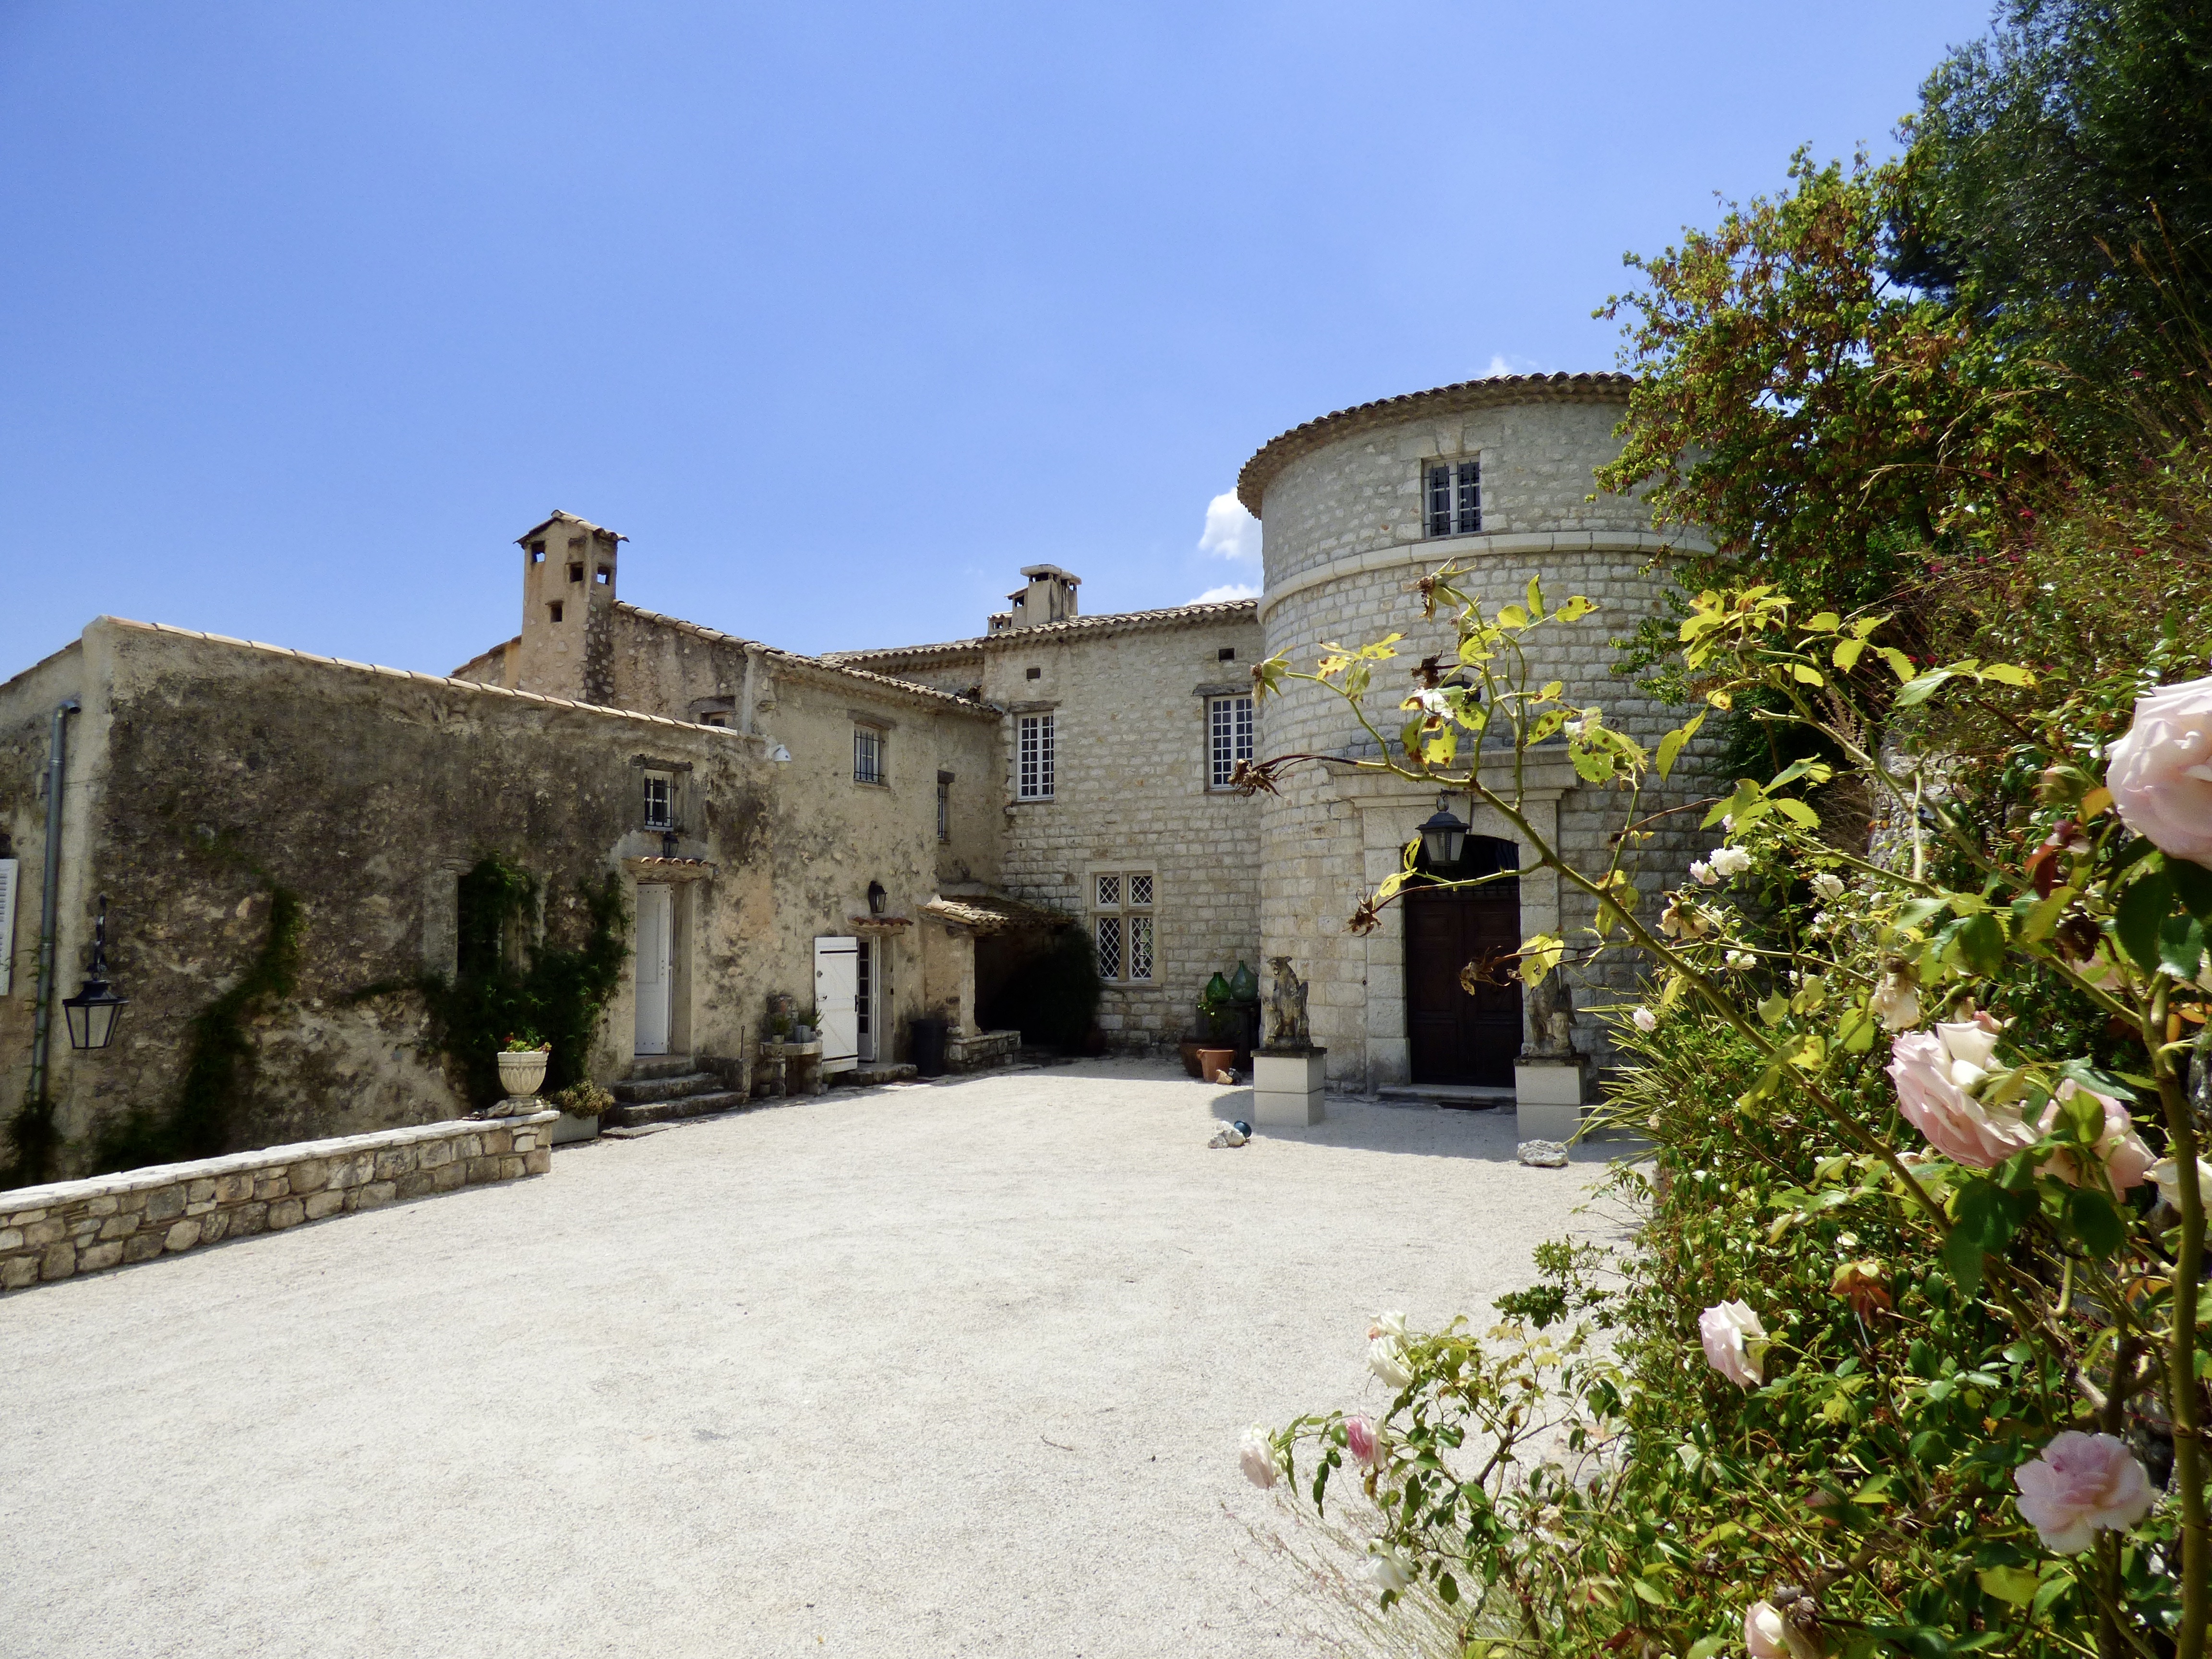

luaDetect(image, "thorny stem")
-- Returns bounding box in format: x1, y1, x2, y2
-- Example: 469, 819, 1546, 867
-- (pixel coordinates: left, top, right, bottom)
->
2147, 972, 2207, 1659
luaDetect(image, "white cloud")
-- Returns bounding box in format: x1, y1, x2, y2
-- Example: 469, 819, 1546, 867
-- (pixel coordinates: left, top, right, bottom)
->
1191, 582, 1260, 603
1484, 352, 1544, 378
1198, 491, 1260, 564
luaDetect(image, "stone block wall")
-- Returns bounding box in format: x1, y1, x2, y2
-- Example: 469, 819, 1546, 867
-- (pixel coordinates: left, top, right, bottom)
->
1250, 393, 1722, 1091
0, 1112, 556, 1292
984, 613, 1265, 1053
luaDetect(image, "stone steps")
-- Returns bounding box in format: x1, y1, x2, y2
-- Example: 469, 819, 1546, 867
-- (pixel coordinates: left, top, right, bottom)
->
1375, 1083, 1512, 1110
834, 1063, 917, 1087
626, 1054, 699, 1082
608, 1070, 724, 1105
600, 1089, 754, 1129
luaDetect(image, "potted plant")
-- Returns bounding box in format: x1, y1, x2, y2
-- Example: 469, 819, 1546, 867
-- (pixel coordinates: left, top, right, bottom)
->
549, 1080, 611, 1145
496, 1032, 552, 1102
1182, 973, 1235, 1078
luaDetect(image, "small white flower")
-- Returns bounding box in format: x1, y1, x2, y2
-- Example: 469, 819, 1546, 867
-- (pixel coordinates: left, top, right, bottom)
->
1811, 872, 1847, 900
1724, 950, 1756, 972
1870, 974, 1921, 1032
1689, 859, 1718, 886
1238, 1426, 1278, 1489
1709, 846, 1753, 878
1632, 1007, 1659, 1033
1370, 1310, 1407, 1340
1367, 1543, 1416, 1593
1413, 688, 1452, 719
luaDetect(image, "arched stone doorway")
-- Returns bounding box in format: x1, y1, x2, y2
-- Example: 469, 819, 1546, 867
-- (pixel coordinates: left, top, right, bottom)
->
1404, 835, 1522, 1087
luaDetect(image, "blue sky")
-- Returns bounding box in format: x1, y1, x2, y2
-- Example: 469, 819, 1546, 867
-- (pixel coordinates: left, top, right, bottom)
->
1, 0, 1996, 675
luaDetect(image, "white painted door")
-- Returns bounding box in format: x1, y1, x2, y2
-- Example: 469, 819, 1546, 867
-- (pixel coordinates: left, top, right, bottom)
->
814, 936, 858, 1072
635, 884, 673, 1056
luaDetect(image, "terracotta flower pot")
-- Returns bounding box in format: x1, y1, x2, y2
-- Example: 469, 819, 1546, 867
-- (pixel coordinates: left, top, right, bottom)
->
497, 1050, 549, 1099
1196, 1047, 1236, 1083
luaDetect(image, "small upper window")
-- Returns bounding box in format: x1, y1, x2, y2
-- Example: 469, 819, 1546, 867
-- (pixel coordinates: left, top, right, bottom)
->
548, 601, 564, 624
643, 772, 674, 829
1217, 647, 1236, 661
1426, 458, 1481, 538
1025, 666, 1041, 681
595, 566, 612, 585
568, 562, 585, 583
529, 541, 546, 562
700, 712, 728, 728
936, 773, 952, 842
854, 725, 886, 786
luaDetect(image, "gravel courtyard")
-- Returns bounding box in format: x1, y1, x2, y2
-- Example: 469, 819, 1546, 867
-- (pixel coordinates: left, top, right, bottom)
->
0, 1060, 1631, 1659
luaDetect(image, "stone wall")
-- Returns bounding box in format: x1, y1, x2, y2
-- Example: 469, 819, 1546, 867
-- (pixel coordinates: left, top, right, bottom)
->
0, 1110, 555, 1291
1250, 389, 1721, 1090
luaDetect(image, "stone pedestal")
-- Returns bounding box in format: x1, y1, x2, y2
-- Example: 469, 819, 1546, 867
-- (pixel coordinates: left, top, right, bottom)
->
1253, 1048, 1327, 1127
1514, 1057, 1586, 1144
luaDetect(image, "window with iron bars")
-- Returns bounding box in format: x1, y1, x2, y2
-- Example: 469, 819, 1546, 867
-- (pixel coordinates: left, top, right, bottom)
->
1425, 458, 1481, 538
643, 773, 675, 830
853, 724, 886, 786
1093, 870, 1154, 984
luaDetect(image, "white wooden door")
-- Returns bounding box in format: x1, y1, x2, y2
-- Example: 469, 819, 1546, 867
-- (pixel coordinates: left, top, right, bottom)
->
634, 884, 673, 1056
814, 936, 858, 1072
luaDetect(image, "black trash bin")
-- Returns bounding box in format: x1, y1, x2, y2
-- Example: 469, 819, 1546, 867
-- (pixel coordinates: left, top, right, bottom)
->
910, 1016, 948, 1078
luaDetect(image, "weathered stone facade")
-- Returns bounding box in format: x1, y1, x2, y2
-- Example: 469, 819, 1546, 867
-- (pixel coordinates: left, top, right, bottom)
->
830, 585, 1263, 1054
1235, 374, 1720, 1094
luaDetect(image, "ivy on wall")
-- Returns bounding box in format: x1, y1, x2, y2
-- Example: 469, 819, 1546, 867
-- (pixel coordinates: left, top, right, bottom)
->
355, 854, 628, 1110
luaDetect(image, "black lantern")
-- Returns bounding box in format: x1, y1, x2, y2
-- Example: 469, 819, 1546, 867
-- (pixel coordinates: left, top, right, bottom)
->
62, 894, 128, 1052
1417, 795, 1469, 868
866, 879, 887, 916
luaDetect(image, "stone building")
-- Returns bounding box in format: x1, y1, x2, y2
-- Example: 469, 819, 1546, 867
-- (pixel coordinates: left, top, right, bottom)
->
0, 373, 1712, 1186
1234, 372, 1714, 1114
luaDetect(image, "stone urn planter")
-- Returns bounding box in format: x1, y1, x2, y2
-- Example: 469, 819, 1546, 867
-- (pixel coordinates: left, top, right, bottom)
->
497, 1049, 550, 1101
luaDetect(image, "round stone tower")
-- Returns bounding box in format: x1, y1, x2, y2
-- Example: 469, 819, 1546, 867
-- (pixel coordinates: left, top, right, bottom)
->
1237, 372, 1715, 1118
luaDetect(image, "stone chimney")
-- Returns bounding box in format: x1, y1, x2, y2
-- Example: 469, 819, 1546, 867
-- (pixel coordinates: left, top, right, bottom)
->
512, 511, 625, 704
990, 565, 1080, 634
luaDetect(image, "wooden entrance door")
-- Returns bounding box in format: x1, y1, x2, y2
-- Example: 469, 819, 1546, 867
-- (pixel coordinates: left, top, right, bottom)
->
634, 884, 673, 1056
1405, 862, 1522, 1087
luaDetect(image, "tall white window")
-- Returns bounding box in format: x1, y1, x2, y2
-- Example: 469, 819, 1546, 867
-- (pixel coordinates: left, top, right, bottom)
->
643, 772, 674, 829
853, 724, 886, 786
1425, 458, 1481, 538
1093, 870, 1154, 983
1018, 712, 1055, 800
1208, 694, 1254, 789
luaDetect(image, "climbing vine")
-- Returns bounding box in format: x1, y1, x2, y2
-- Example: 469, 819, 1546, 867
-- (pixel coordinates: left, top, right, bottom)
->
354, 854, 627, 1109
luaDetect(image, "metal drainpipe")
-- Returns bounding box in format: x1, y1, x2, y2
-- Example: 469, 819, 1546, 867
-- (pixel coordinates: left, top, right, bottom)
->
26, 698, 81, 1112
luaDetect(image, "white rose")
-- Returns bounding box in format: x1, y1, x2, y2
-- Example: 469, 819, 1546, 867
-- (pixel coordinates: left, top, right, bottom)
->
2151, 1156, 2212, 1214
1370, 1310, 1407, 1340
1368, 1337, 1414, 1389
1697, 1299, 1768, 1388
1238, 1426, 1278, 1489
1725, 950, 1756, 971
2107, 673, 2212, 866
1413, 688, 1452, 720
1689, 858, 1718, 886
1869, 974, 1922, 1032
1367, 1544, 1416, 1593
1710, 846, 1754, 878
1811, 872, 1847, 900
1632, 1007, 1659, 1033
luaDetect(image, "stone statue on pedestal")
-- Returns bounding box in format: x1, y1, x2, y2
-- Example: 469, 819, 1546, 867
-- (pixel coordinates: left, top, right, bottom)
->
1264, 955, 1312, 1051
1520, 969, 1577, 1059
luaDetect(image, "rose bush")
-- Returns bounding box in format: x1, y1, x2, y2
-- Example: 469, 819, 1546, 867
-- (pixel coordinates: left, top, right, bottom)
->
1234, 568, 2210, 1659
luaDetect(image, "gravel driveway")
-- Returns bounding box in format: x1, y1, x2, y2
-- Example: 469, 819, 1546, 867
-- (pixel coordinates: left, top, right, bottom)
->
0, 1059, 1629, 1658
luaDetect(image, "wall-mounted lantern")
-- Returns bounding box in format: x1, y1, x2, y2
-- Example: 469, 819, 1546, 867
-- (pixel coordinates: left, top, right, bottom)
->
866, 880, 887, 916
1417, 795, 1469, 868
62, 894, 128, 1052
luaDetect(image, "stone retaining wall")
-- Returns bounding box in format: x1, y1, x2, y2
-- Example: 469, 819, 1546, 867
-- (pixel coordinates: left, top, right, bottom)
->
0, 1111, 558, 1292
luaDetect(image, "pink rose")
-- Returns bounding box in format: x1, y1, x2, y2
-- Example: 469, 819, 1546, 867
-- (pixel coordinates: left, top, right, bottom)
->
1744, 1601, 1790, 1659
2107, 673, 2212, 867
1698, 1299, 1767, 1388
1345, 1415, 1378, 1466
2036, 1080, 2156, 1193
2014, 1431, 2156, 1553
1887, 1013, 2039, 1168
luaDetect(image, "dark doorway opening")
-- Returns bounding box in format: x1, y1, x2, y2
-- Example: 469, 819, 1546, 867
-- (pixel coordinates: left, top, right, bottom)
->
1405, 835, 1522, 1087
